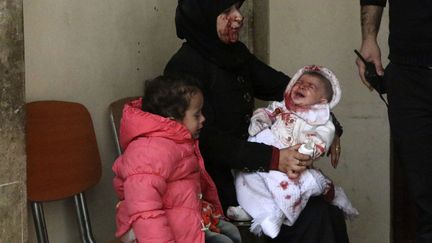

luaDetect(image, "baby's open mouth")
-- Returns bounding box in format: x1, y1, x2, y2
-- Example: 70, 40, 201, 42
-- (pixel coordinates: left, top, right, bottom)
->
293, 91, 305, 98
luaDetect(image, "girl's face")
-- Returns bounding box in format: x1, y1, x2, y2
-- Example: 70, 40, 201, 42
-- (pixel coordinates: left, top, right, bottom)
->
216, 3, 243, 44
181, 92, 205, 139
290, 74, 328, 108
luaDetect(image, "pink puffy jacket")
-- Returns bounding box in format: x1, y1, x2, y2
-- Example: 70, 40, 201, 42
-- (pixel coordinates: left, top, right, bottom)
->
112, 99, 223, 243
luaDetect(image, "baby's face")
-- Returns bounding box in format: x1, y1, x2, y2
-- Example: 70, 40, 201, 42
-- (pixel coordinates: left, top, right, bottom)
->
290, 74, 328, 108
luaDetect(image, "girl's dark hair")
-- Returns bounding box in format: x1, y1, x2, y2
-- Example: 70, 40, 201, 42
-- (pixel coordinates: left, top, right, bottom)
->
141, 74, 202, 120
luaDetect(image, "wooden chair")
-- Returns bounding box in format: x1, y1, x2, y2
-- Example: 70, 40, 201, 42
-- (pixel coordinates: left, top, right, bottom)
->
109, 96, 139, 156
26, 101, 102, 243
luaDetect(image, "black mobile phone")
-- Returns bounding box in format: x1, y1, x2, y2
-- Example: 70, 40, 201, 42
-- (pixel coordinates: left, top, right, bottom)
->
354, 49, 386, 94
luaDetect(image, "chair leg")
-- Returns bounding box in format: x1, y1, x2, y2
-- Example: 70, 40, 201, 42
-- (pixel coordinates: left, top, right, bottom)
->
110, 112, 122, 157
31, 201, 49, 243
74, 193, 96, 243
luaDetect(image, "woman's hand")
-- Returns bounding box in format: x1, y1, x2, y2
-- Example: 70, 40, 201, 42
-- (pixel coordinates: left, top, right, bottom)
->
278, 144, 312, 179
327, 135, 341, 168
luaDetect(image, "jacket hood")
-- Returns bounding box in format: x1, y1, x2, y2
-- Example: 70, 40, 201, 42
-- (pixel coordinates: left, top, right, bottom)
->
285, 65, 341, 109
119, 98, 193, 151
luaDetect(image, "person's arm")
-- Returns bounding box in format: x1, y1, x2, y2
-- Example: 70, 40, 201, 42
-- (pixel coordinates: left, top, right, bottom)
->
356, 1, 386, 90
199, 122, 281, 170
200, 115, 312, 177
310, 122, 336, 158
248, 101, 285, 136
248, 107, 273, 136
198, 91, 309, 175
326, 113, 342, 167
249, 55, 289, 101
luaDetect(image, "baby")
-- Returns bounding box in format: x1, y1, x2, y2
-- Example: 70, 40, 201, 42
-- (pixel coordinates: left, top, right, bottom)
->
230, 65, 358, 238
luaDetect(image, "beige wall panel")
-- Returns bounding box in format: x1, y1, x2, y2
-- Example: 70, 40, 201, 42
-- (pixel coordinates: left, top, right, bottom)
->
24, 0, 181, 242
24, 1, 254, 242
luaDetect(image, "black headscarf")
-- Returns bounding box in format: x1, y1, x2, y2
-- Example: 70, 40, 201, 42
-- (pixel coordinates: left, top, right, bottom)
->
175, 0, 253, 70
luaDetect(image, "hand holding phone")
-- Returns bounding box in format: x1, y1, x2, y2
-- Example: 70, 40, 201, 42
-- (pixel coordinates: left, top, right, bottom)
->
354, 49, 386, 94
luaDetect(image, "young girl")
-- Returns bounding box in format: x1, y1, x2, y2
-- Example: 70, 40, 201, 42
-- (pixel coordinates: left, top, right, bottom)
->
112, 75, 241, 243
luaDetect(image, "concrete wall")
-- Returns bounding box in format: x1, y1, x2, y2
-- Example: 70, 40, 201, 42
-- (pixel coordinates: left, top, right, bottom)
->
22, 0, 390, 242
267, 1, 390, 243
0, 0, 26, 242
23, 1, 181, 242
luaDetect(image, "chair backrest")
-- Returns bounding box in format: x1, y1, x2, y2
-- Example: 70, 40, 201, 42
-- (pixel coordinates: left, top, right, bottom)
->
109, 96, 139, 156
26, 100, 101, 201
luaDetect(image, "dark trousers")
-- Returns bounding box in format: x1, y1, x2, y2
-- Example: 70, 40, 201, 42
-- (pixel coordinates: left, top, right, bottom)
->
386, 63, 432, 243
205, 219, 242, 243
268, 196, 349, 243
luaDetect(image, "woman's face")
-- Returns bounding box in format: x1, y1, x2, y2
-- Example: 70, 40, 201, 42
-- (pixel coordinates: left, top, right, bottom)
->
216, 3, 243, 44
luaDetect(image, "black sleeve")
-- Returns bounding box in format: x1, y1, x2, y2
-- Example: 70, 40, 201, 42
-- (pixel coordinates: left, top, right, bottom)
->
197, 59, 275, 171
249, 56, 290, 101
164, 44, 209, 86
199, 125, 273, 171
360, 0, 386, 7
330, 112, 343, 137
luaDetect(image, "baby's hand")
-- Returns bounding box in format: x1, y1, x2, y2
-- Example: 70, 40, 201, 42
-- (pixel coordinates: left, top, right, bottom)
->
248, 109, 272, 136
248, 120, 269, 136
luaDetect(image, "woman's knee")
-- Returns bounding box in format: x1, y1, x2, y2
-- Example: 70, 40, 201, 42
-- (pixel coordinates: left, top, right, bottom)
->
205, 229, 235, 243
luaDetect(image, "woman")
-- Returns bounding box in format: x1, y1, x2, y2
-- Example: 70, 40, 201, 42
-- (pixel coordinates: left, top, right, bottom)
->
164, 0, 348, 242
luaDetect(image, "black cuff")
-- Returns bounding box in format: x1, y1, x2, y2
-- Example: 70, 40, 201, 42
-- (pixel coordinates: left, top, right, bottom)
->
360, 0, 386, 7
331, 112, 343, 137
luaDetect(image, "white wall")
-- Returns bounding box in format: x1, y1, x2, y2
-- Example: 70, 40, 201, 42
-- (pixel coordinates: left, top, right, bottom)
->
24, 1, 181, 242
268, 1, 390, 243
